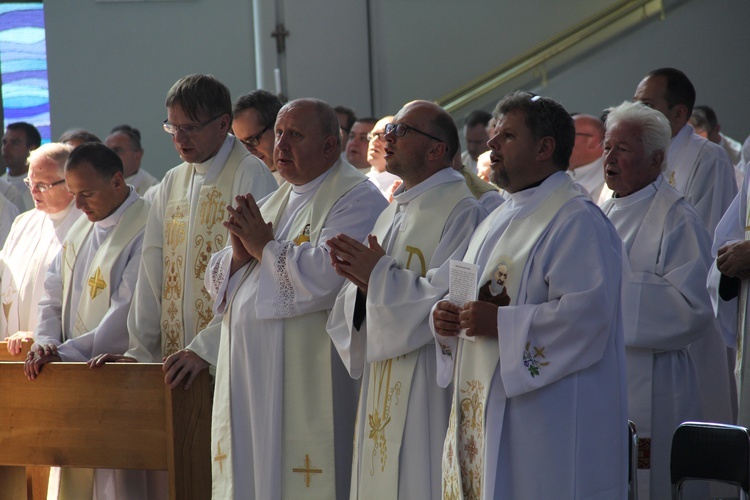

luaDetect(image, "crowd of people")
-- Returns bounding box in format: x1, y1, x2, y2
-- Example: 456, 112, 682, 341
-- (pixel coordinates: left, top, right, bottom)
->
1, 66, 749, 499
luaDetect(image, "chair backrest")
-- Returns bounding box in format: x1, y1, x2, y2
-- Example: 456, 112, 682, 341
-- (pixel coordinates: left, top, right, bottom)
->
628, 420, 638, 500
670, 421, 750, 498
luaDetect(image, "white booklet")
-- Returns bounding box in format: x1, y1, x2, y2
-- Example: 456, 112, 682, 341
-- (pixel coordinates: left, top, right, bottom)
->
448, 259, 479, 341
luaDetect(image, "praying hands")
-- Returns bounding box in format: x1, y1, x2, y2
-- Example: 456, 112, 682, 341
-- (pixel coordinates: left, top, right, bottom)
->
327, 233, 385, 294
224, 193, 274, 273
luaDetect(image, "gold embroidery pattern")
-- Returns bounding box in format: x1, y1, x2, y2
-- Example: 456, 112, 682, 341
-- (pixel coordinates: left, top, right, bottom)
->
367, 359, 402, 475
195, 287, 214, 334
87, 267, 107, 299
292, 454, 323, 488
194, 233, 224, 280
199, 187, 226, 235
404, 245, 427, 276
165, 206, 186, 251
667, 171, 676, 187
162, 317, 183, 357
214, 440, 227, 475
163, 256, 183, 300
443, 404, 462, 500
457, 380, 485, 499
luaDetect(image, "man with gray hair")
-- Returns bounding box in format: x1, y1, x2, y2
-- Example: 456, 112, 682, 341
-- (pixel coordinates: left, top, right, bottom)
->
601, 101, 719, 499
204, 98, 387, 498
1, 143, 77, 354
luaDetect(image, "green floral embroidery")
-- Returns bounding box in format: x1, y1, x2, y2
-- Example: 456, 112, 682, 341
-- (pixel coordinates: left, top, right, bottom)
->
523, 341, 550, 377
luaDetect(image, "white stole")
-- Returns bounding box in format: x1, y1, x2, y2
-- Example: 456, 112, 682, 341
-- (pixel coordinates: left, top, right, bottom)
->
442, 179, 581, 499
161, 143, 246, 356
355, 178, 473, 498
211, 162, 366, 499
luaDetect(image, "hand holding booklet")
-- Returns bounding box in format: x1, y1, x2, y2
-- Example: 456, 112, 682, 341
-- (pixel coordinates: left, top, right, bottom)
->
448, 259, 479, 341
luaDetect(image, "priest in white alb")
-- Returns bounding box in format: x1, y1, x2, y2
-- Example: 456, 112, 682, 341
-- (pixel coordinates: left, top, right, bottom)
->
431, 92, 628, 499
24, 143, 153, 499
206, 98, 387, 499
89, 74, 277, 381
1, 143, 81, 354
326, 100, 487, 499
600, 101, 717, 499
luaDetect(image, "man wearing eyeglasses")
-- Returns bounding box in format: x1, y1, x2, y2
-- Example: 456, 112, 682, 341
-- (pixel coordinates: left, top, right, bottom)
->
1, 143, 80, 355
232, 89, 284, 185
89, 75, 277, 374
431, 92, 627, 498
326, 100, 487, 499
105, 124, 159, 198
205, 98, 387, 499
364, 115, 401, 197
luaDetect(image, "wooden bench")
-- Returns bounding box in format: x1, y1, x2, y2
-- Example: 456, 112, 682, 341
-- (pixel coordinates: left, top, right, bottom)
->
0, 361, 212, 499
0, 338, 31, 361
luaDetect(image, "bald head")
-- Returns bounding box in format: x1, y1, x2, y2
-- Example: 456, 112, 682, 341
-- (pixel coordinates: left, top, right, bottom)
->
273, 98, 342, 185
569, 114, 605, 170
385, 100, 459, 189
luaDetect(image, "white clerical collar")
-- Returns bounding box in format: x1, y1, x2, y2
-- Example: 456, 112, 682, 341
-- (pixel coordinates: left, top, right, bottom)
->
670, 123, 694, 154
125, 169, 145, 188
193, 135, 234, 179
609, 176, 661, 209
392, 168, 463, 204
48, 201, 75, 225
291, 163, 333, 195
96, 187, 138, 230
568, 158, 601, 181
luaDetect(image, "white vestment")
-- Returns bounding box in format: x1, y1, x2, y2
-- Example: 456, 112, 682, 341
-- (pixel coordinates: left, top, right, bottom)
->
366, 167, 400, 197
126, 135, 277, 362
460, 150, 477, 174
709, 168, 750, 425
0, 177, 26, 212
207, 161, 387, 499
664, 124, 737, 235
1, 172, 34, 211
603, 176, 719, 499
327, 168, 487, 499
33, 190, 156, 500
432, 172, 628, 499
567, 157, 605, 202
0, 190, 19, 248
0, 203, 81, 339
125, 168, 159, 198
720, 133, 742, 166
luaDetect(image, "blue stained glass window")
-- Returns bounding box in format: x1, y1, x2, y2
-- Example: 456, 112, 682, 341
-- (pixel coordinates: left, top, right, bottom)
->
0, 2, 50, 143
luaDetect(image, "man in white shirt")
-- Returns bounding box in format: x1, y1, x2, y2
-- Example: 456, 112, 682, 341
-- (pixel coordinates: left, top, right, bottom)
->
1, 121, 39, 211
432, 92, 627, 498
105, 124, 159, 197
365, 115, 400, 196
232, 89, 284, 184
460, 109, 491, 173
346, 118, 377, 173
326, 100, 487, 498
206, 98, 387, 499
24, 142, 154, 500
89, 74, 277, 375
601, 101, 716, 499
567, 114, 606, 202
2, 142, 81, 354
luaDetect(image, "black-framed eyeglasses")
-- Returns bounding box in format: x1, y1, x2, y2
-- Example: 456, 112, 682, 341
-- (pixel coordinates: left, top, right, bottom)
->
24, 178, 65, 193
385, 122, 443, 143
238, 125, 269, 148
162, 114, 225, 136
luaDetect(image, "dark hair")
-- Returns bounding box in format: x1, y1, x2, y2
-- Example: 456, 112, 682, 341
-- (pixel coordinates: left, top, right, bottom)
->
464, 109, 492, 128
334, 106, 357, 132
233, 90, 283, 128
58, 128, 102, 145
647, 68, 696, 116
109, 124, 142, 151
165, 74, 232, 126
353, 117, 378, 127
66, 142, 124, 178
692, 105, 718, 133
7, 122, 42, 148
494, 91, 574, 169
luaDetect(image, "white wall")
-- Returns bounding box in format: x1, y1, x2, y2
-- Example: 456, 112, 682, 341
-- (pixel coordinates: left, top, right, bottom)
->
42, 0, 750, 180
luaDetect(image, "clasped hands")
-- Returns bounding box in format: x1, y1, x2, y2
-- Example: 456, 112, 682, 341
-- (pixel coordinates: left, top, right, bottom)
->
225, 193, 274, 272
432, 300, 499, 338
327, 234, 386, 294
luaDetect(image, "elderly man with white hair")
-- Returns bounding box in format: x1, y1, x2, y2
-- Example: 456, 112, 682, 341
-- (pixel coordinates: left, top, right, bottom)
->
601, 101, 719, 500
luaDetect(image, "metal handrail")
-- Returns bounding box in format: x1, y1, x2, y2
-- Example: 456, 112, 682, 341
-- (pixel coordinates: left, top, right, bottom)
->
436, 0, 663, 113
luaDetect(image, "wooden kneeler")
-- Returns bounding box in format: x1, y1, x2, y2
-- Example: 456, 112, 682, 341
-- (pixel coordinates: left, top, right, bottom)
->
0, 360, 211, 499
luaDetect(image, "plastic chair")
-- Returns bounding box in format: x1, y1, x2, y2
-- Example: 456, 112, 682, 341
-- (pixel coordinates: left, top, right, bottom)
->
628, 420, 638, 500
670, 421, 750, 500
